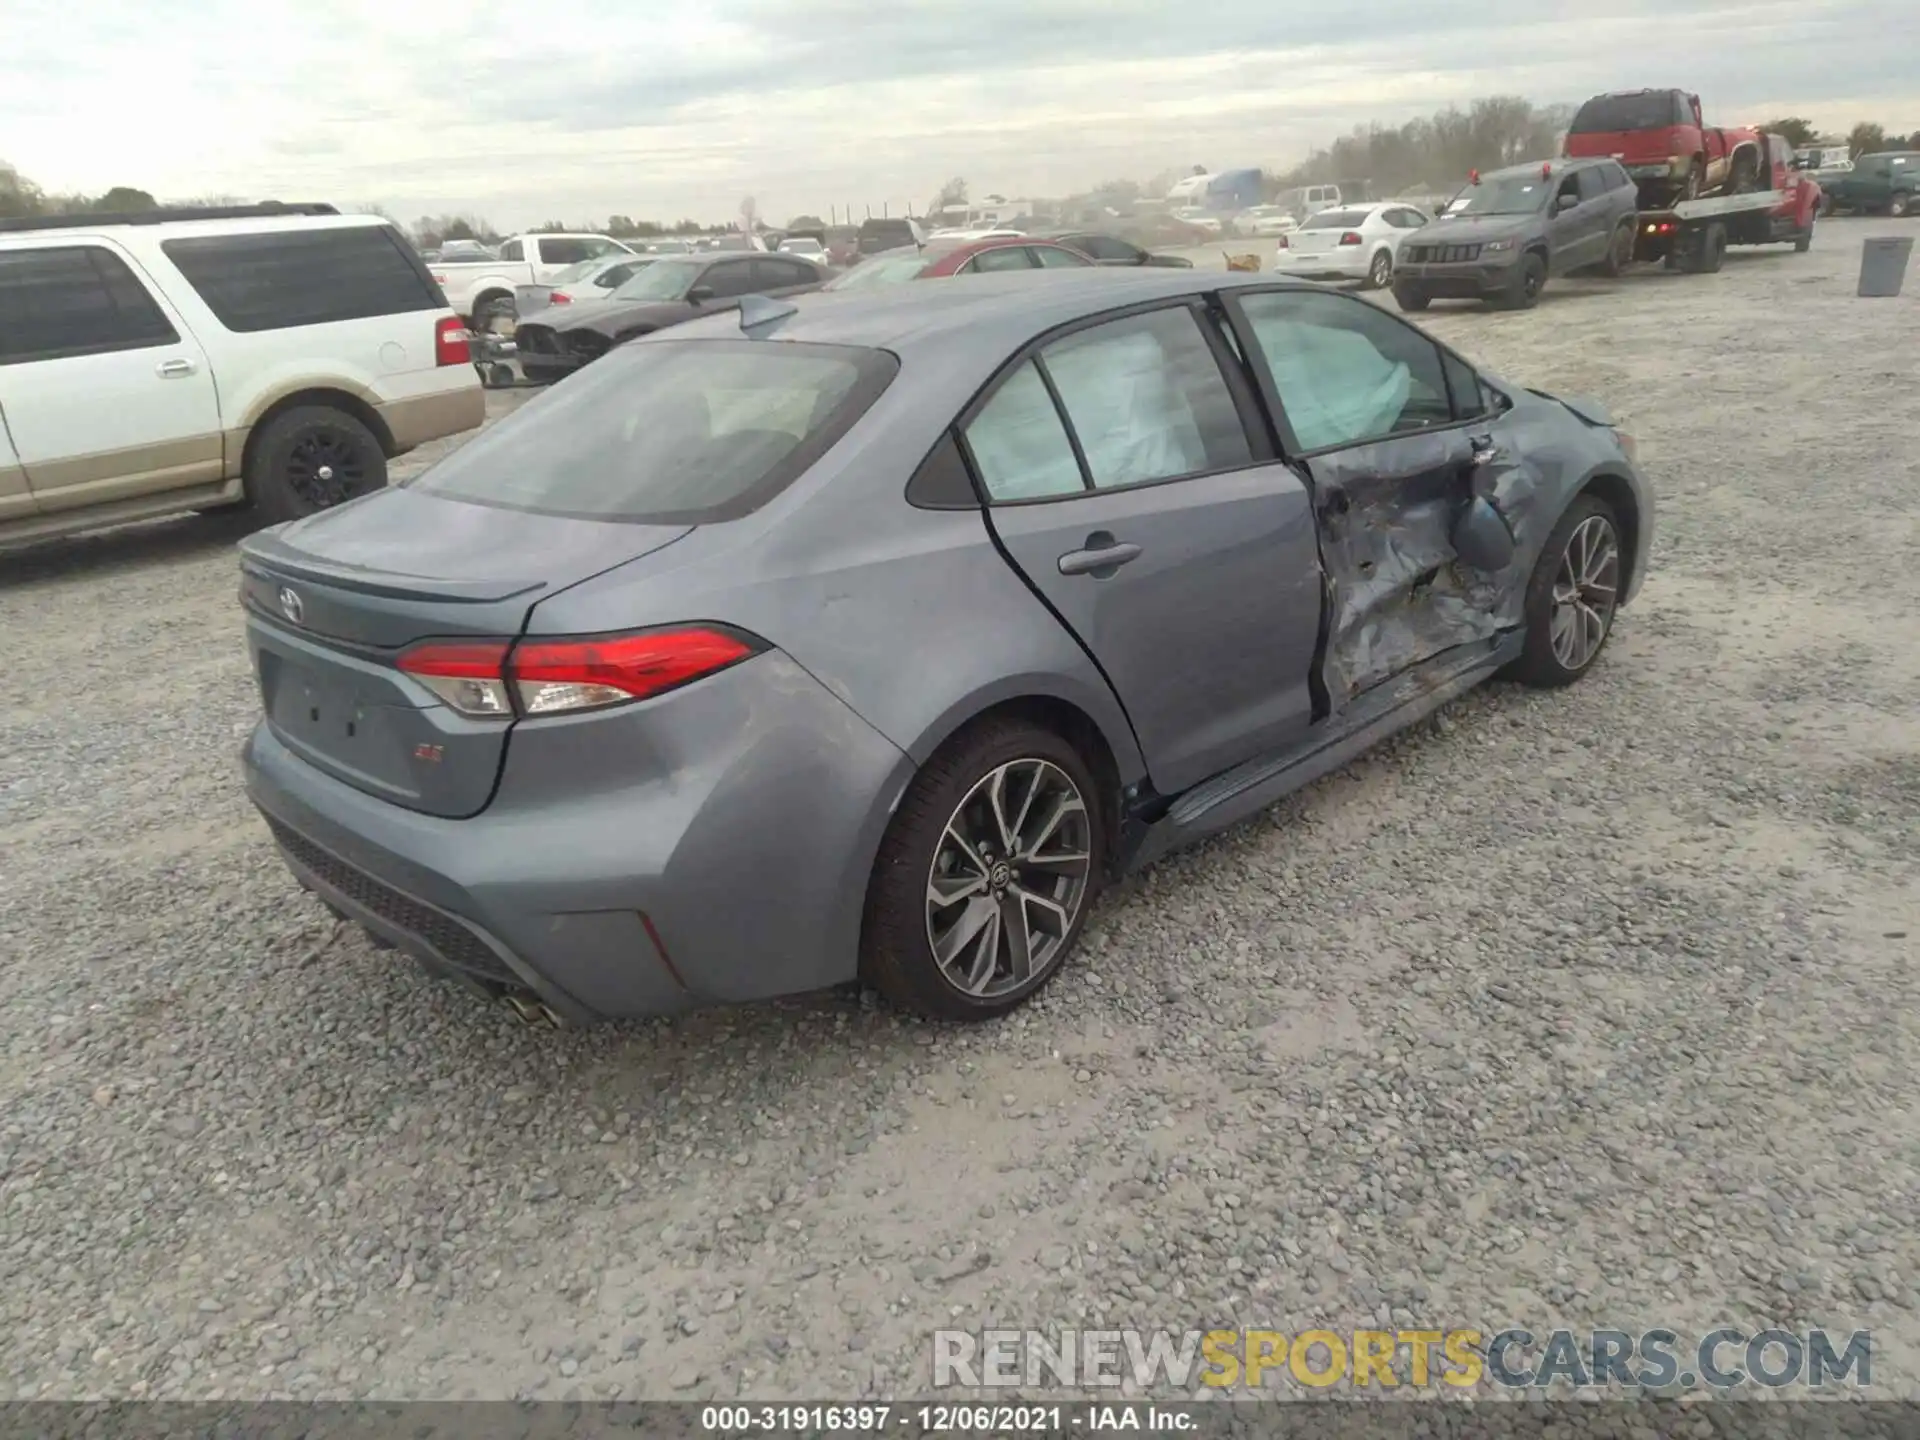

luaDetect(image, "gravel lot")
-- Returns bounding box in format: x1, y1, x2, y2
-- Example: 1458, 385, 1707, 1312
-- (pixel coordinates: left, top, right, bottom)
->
1, 218, 1916, 1404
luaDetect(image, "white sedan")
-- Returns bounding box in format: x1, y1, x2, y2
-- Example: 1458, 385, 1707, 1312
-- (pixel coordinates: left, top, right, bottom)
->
1237, 205, 1300, 237
1270, 202, 1433, 289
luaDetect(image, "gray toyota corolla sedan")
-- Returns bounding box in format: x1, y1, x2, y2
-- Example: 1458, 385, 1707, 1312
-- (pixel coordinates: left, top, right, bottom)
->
239, 270, 1652, 1025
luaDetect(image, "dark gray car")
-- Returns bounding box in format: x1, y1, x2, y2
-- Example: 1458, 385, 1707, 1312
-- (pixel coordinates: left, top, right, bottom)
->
513, 253, 823, 382
238, 270, 1653, 1027
1394, 158, 1640, 311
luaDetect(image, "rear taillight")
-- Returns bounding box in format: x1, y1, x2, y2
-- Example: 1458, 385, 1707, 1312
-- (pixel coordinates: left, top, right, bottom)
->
397, 640, 513, 715
431, 272, 447, 286
549, 291, 572, 304
397, 627, 763, 719
434, 315, 472, 367
1338, 232, 1363, 246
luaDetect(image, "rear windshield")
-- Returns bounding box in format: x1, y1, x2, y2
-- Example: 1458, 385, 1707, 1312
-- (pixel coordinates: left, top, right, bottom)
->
1302, 209, 1368, 229
1569, 92, 1685, 134
823, 251, 936, 289
407, 339, 900, 523
161, 224, 440, 332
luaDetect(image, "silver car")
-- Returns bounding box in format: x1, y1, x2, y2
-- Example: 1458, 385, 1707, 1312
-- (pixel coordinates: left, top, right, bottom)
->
513, 255, 652, 317
239, 270, 1652, 1025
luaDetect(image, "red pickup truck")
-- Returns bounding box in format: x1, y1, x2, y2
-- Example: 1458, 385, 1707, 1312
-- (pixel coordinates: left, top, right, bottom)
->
1563, 89, 1764, 208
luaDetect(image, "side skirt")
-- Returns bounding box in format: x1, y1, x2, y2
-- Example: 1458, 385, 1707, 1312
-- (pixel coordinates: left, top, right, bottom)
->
1120, 631, 1523, 871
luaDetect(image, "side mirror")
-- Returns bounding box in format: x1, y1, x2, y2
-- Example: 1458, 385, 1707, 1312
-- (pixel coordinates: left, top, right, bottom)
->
1555, 193, 1579, 213
686, 284, 715, 304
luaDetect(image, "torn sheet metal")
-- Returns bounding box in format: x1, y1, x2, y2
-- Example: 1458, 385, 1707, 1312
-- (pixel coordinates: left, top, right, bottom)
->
1312, 428, 1546, 704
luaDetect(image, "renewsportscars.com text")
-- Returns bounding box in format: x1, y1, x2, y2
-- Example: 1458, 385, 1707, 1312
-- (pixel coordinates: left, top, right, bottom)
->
933, 1327, 1872, 1391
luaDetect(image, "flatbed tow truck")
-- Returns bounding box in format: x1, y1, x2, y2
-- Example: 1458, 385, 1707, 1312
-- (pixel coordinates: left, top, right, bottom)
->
1631, 133, 1820, 272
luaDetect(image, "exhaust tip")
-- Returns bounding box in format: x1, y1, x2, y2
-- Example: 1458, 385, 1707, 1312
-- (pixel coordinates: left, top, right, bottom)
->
502, 993, 564, 1029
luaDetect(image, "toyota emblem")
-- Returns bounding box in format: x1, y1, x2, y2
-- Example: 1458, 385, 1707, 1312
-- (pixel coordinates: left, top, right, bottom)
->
277, 586, 305, 625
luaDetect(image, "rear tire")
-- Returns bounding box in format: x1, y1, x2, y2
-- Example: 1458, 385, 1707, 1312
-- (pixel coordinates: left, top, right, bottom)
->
1508, 494, 1623, 689
244, 406, 388, 527
1699, 222, 1728, 273
860, 719, 1106, 1022
1893, 194, 1912, 218
1795, 217, 1815, 253
1392, 283, 1432, 311
1363, 248, 1393, 290
1600, 222, 1635, 277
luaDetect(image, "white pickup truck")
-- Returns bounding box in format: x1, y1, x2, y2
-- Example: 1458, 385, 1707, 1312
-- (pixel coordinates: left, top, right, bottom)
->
429, 233, 638, 329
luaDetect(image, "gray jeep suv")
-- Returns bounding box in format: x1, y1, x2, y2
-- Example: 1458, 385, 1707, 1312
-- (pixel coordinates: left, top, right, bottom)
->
1393, 158, 1640, 311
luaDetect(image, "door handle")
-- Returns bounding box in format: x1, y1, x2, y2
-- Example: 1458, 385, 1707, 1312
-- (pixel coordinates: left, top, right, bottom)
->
156, 358, 198, 378
1057, 535, 1142, 577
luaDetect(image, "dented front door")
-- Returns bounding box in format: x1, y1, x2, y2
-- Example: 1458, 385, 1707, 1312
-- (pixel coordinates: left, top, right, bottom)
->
1227, 286, 1526, 709
1302, 428, 1509, 705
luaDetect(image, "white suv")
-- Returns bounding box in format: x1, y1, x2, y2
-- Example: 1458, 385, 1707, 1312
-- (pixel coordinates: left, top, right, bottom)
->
0, 203, 485, 549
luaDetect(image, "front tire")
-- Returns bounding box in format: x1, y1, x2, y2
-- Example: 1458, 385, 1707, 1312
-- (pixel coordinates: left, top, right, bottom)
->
1795, 217, 1815, 253
1498, 252, 1547, 310
1392, 283, 1432, 311
244, 406, 388, 527
861, 719, 1105, 1021
1509, 494, 1623, 689
472, 292, 515, 334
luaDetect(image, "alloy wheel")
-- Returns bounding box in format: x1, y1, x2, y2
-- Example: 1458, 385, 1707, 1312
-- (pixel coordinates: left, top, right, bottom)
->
1368, 251, 1392, 287
1549, 514, 1620, 671
285, 431, 369, 510
924, 759, 1093, 999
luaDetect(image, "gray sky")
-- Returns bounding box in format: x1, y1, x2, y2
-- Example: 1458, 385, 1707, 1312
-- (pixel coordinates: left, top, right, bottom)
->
6, 0, 1916, 229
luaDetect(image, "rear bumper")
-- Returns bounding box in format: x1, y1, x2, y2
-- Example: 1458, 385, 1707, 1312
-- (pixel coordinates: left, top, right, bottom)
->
242, 651, 916, 1021
1271, 250, 1371, 281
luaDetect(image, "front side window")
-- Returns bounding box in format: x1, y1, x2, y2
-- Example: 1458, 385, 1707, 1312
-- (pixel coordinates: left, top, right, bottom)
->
1238, 289, 1454, 452
1576, 167, 1608, 201
162, 225, 440, 332
0, 245, 179, 364
409, 340, 896, 522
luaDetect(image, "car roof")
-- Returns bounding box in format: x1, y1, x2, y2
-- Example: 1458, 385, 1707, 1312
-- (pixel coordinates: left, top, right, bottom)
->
656, 268, 1316, 357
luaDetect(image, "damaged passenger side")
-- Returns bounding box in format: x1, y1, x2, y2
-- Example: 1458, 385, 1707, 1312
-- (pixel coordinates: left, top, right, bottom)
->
1227, 286, 1538, 708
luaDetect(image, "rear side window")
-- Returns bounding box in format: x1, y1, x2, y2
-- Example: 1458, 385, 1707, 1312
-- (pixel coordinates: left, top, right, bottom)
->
161, 225, 440, 333
408, 339, 898, 523
962, 307, 1252, 502
0, 245, 178, 365
964, 247, 1035, 274
1031, 245, 1090, 268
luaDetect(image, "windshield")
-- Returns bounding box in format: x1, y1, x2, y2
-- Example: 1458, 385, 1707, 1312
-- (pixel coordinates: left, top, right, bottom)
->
781, 239, 823, 253
1302, 209, 1368, 229
611, 259, 703, 301
408, 341, 897, 522
822, 250, 936, 290
1570, 92, 1682, 133
1443, 177, 1551, 216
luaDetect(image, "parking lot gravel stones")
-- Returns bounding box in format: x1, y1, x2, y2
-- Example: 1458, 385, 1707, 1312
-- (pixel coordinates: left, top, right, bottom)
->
1, 223, 1915, 1403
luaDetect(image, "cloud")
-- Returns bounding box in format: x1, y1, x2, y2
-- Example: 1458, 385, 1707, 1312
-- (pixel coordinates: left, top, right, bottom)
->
3, 0, 1915, 228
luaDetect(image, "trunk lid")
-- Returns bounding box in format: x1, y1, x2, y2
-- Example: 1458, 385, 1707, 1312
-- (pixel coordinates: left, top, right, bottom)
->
240, 489, 691, 818
1291, 227, 1351, 254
